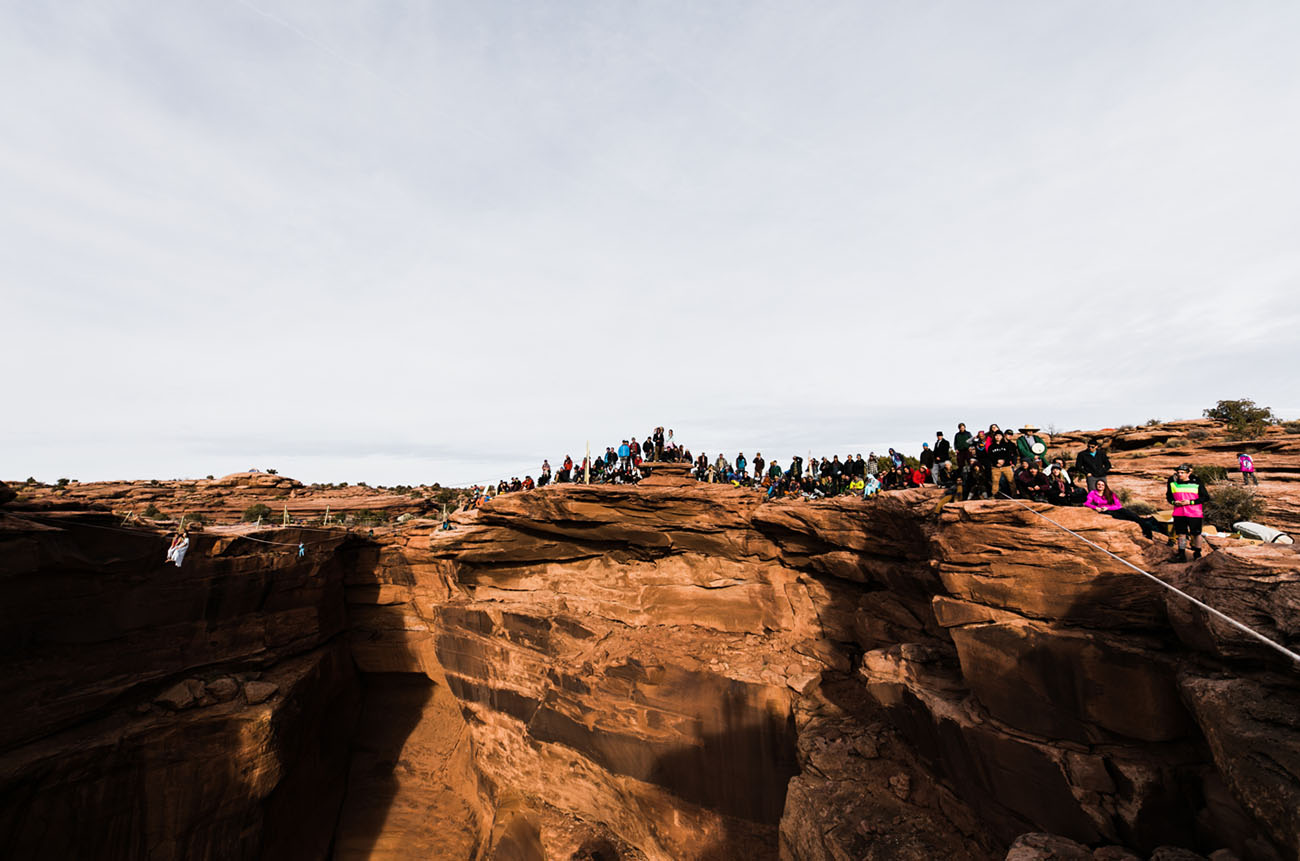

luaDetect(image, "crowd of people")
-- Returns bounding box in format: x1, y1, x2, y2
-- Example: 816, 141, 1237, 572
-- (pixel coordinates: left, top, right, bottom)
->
459, 421, 1251, 562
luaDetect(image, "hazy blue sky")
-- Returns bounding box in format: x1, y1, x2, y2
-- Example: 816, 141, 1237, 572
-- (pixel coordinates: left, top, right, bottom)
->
4, 1, 1299, 485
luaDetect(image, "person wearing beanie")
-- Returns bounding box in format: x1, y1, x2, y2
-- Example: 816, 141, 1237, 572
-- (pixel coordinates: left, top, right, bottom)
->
1166, 464, 1211, 562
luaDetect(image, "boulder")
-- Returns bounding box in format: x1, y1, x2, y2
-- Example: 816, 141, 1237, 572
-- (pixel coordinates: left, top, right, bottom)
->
243, 681, 279, 704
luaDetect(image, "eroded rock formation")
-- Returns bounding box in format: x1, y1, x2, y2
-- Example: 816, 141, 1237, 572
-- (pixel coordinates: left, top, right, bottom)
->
2, 467, 1298, 859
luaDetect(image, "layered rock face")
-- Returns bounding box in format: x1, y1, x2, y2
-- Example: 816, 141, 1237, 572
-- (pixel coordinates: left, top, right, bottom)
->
2, 476, 1298, 860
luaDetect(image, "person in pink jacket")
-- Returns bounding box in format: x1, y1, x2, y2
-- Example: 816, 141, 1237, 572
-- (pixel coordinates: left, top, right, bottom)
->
1085, 479, 1157, 539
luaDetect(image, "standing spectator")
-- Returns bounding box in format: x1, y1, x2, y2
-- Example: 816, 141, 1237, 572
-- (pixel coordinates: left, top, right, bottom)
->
1166, 464, 1210, 562
653, 427, 665, 461
984, 431, 1018, 497
618, 440, 631, 472
644, 436, 655, 462
753, 452, 765, 480
866, 453, 879, 476
953, 423, 972, 465
933, 432, 951, 472
919, 443, 935, 483
736, 452, 748, 478
1238, 452, 1259, 485
1017, 425, 1049, 466
1075, 439, 1112, 492
768, 459, 783, 481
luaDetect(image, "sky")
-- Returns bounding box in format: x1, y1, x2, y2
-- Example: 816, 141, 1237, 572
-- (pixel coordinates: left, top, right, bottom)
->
4, 0, 1299, 486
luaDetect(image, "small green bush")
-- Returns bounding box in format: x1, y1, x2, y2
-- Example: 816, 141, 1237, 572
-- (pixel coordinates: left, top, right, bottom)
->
1193, 464, 1229, 482
242, 503, 273, 522
25, 477, 37, 486
142, 503, 163, 519
56, 478, 70, 487
1186, 429, 1209, 440
1205, 483, 1264, 532
1145, 418, 1161, 427
185, 512, 206, 525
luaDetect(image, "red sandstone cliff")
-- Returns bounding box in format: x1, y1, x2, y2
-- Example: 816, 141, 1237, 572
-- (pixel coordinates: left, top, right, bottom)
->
2, 423, 1299, 860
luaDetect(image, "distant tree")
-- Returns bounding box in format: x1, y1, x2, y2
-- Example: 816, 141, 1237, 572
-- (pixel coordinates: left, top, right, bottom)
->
267, 468, 278, 475
1204, 399, 1277, 439
56, 478, 70, 487
142, 503, 164, 519
242, 503, 273, 522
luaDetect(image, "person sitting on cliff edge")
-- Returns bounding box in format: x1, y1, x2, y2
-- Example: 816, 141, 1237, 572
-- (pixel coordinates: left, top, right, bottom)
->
1085, 478, 1157, 539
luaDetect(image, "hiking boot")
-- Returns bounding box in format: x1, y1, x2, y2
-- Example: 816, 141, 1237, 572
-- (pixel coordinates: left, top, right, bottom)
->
1170, 550, 1188, 563
1192, 548, 1202, 560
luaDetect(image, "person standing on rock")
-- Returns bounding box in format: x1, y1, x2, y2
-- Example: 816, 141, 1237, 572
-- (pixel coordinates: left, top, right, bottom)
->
919, 443, 935, 484
983, 431, 1018, 498
768, 459, 783, 481
1074, 439, 1111, 492
1017, 425, 1048, 467
653, 427, 664, 461
953, 424, 972, 467
618, 440, 631, 472
1238, 452, 1259, 485
1167, 464, 1211, 562
736, 452, 747, 478
753, 452, 765, 480
933, 432, 950, 482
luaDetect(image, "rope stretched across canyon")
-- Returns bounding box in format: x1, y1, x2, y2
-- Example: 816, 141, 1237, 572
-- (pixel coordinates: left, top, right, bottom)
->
998, 493, 1300, 666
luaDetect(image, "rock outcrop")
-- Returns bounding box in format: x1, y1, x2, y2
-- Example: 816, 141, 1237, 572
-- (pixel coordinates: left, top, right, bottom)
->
1, 467, 1297, 860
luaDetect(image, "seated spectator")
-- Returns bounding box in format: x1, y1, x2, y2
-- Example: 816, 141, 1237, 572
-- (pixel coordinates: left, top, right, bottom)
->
1015, 461, 1049, 501
1044, 466, 1085, 506
1085, 479, 1156, 539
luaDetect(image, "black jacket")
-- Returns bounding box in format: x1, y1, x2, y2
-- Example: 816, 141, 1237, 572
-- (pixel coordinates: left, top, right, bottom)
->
934, 439, 951, 462
919, 448, 935, 468
1075, 449, 1111, 477
983, 442, 1017, 467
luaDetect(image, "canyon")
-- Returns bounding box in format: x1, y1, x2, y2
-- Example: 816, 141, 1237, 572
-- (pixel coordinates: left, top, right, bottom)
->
2, 422, 1299, 860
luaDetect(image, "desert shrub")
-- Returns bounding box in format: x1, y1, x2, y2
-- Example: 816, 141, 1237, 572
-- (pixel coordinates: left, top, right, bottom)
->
242, 503, 273, 522
1204, 399, 1277, 439
432, 486, 461, 507
1283, 420, 1300, 435
1127, 500, 1157, 516
142, 503, 163, 519
350, 509, 389, 526
1117, 424, 1135, 431
356, 481, 368, 488
206, 474, 215, 480
56, 478, 70, 487
1117, 487, 1132, 504
25, 477, 37, 485
1186, 429, 1209, 440
185, 512, 207, 525
1193, 464, 1229, 482
267, 468, 278, 475
1145, 418, 1161, 427
1204, 483, 1264, 532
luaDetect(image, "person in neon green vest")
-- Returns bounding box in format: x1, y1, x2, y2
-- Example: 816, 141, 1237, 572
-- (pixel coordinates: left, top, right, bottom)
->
1166, 464, 1211, 562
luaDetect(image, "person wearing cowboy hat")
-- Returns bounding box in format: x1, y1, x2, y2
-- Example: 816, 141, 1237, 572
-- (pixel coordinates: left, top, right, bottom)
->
1017, 424, 1049, 467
